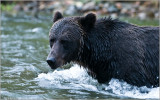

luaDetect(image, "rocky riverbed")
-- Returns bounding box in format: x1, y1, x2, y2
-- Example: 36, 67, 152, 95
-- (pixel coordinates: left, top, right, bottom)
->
2, 1, 159, 20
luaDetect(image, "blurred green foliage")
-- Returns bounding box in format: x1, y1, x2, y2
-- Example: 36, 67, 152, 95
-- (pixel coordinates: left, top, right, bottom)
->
120, 17, 159, 26
1, 3, 16, 12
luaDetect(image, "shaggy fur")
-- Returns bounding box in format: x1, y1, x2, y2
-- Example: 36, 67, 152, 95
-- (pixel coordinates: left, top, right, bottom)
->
47, 12, 159, 87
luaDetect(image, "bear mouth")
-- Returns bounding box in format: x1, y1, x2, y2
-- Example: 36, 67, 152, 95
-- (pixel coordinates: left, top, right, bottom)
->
47, 57, 66, 69
49, 60, 66, 70
50, 65, 59, 70
47, 57, 72, 70
52, 62, 73, 71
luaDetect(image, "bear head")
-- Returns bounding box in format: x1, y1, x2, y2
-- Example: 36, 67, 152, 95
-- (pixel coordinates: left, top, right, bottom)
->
46, 11, 96, 69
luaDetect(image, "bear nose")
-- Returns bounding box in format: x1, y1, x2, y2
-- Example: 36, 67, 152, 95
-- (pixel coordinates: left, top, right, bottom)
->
46, 57, 56, 67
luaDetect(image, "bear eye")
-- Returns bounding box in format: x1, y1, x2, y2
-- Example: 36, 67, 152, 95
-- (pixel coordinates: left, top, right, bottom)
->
60, 40, 68, 44
50, 38, 55, 43
50, 38, 55, 48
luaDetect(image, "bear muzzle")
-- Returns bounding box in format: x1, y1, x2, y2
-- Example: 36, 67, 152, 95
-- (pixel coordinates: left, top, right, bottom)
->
46, 57, 58, 69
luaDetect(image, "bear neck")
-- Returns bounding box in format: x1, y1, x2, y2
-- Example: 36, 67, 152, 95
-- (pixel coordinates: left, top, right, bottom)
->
75, 18, 125, 82
75, 30, 115, 83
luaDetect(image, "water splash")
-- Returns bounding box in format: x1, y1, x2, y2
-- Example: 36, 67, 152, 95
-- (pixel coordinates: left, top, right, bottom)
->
35, 64, 159, 99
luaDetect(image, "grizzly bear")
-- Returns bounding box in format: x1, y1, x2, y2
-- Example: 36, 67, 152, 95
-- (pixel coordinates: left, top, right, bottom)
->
46, 12, 159, 88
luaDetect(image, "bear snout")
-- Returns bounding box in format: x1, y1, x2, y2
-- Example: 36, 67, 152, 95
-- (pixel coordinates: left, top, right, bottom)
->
46, 57, 57, 69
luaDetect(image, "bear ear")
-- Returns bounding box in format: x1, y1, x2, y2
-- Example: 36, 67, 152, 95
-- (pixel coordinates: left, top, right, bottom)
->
79, 13, 96, 31
53, 11, 63, 23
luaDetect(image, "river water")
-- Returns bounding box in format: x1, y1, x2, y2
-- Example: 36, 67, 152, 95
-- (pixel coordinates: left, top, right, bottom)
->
1, 12, 159, 99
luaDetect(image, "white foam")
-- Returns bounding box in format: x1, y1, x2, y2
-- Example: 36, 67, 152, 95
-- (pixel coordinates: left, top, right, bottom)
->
104, 79, 159, 99
25, 27, 42, 33
35, 64, 159, 99
35, 64, 98, 91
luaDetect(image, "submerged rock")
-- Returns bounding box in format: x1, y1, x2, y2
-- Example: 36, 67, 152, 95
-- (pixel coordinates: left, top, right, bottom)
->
107, 5, 118, 13
138, 12, 147, 20
82, 2, 95, 11
75, 1, 83, 10
65, 5, 77, 15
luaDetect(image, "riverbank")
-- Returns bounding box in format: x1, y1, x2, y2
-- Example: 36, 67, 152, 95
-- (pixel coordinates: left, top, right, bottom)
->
1, 1, 159, 20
